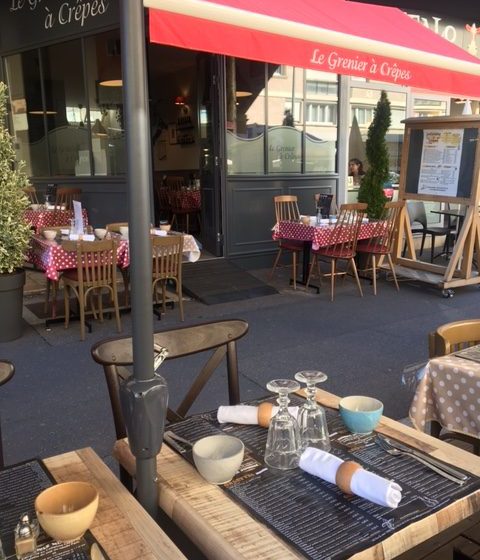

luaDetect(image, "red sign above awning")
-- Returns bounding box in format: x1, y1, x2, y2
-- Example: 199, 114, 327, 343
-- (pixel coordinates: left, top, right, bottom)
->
145, 0, 480, 98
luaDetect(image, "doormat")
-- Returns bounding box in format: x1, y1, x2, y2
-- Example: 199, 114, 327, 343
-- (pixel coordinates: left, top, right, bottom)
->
182, 259, 278, 304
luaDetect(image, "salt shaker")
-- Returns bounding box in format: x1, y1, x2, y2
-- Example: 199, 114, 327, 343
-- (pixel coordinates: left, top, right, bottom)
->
14, 514, 37, 558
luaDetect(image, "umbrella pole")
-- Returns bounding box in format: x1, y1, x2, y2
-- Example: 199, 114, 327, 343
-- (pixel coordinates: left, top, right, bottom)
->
119, 0, 158, 517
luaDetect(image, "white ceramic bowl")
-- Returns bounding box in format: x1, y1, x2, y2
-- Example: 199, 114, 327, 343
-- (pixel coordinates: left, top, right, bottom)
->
159, 223, 171, 232
35, 481, 99, 542
43, 230, 57, 241
94, 228, 107, 240
193, 435, 244, 484
119, 226, 129, 238
339, 396, 383, 434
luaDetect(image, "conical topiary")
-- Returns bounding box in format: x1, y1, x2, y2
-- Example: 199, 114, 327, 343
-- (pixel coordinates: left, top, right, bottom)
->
0, 81, 32, 273
357, 90, 391, 219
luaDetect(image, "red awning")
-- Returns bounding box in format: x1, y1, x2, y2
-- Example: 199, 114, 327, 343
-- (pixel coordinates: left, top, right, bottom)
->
145, 0, 480, 98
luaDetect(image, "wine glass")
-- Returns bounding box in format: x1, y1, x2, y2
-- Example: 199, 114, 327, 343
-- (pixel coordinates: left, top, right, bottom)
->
294, 370, 330, 451
264, 379, 302, 470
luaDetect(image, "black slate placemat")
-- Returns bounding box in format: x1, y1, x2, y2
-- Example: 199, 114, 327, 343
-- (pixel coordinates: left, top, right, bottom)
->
454, 344, 480, 363
0, 459, 109, 560
166, 400, 480, 560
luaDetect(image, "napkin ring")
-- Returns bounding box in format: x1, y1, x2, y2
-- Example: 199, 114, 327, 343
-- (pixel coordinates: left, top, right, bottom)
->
335, 461, 362, 495
257, 402, 273, 428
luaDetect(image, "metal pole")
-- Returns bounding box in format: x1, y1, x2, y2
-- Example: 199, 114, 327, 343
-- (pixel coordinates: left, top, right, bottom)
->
119, 0, 157, 516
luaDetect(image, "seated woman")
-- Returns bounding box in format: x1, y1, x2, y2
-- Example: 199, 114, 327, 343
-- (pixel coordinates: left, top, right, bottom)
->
348, 158, 365, 187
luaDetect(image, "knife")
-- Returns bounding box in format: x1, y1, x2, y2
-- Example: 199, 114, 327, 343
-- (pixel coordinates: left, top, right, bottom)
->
381, 436, 468, 482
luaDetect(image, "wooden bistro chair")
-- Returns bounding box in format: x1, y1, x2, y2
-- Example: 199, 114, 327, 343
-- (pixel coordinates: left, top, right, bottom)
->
90, 319, 249, 488
356, 201, 404, 295
306, 203, 367, 301
152, 234, 184, 321
0, 360, 14, 468
55, 187, 82, 211
61, 239, 121, 340
270, 195, 304, 289
24, 186, 39, 205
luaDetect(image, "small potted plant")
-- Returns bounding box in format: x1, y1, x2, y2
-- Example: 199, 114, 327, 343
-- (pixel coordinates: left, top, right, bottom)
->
0, 81, 32, 341
357, 90, 392, 219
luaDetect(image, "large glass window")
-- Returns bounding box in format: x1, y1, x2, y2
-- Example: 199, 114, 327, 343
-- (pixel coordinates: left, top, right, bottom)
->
226, 59, 338, 175
3, 29, 124, 178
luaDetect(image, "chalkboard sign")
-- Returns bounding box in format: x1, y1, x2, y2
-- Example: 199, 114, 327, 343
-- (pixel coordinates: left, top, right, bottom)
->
404, 127, 478, 200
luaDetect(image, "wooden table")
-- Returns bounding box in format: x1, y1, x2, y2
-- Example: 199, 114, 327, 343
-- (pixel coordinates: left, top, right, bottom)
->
114, 389, 480, 560
44, 447, 185, 560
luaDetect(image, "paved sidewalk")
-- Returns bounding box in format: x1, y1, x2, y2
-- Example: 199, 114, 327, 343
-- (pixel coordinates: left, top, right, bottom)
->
1, 265, 479, 469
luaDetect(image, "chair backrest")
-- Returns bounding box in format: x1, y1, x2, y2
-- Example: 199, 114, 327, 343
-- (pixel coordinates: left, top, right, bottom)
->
406, 200, 427, 228
73, 239, 118, 288
274, 195, 300, 222
324, 203, 367, 257
106, 222, 128, 233
314, 193, 336, 217
151, 234, 183, 283
165, 176, 185, 189
39, 225, 71, 235
429, 319, 480, 358
0, 360, 14, 468
359, 201, 404, 253
24, 186, 39, 204
90, 319, 249, 439
55, 187, 82, 210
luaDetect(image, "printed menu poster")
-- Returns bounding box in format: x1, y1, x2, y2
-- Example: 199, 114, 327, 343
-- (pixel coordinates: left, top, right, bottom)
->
418, 129, 464, 197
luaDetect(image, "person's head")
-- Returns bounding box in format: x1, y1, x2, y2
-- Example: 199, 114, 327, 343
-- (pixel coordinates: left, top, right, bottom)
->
349, 158, 364, 176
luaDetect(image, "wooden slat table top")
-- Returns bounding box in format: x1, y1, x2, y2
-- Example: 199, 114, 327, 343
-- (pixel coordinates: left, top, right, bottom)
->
113, 389, 480, 560
44, 447, 185, 560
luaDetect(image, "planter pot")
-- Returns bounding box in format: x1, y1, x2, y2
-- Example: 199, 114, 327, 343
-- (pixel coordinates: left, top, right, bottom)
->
0, 269, 25, 342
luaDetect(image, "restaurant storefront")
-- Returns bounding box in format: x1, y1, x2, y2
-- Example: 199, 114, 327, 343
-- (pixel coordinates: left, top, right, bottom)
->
1, 0, 480, 267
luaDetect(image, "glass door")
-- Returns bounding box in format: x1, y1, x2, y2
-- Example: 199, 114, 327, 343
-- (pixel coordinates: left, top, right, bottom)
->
197, 53, 224, 256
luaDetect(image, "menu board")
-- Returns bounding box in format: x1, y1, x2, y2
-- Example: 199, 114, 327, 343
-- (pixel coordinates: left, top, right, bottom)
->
167, 400, 480, 560
405, 127, 478, 200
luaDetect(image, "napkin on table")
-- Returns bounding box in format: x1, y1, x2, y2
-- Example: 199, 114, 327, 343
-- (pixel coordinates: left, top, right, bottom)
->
217, 404, 299, 424
299, 447, 402, 508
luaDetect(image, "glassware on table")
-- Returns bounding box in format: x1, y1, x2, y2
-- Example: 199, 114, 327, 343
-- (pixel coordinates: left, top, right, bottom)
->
294, 370, 331, 451
264, 379, 302, 470
44, 194, 50, 209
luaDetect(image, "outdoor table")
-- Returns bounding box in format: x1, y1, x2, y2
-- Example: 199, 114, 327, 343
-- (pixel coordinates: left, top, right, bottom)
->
24, 207, 89, 234
272, 220, 383, 285
114, 388, 480, 560
410, 353, 480, 440
40, 448, 184, 559
171, 188, 201, 211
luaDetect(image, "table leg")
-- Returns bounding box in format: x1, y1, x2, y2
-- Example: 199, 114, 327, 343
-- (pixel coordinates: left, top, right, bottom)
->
289, 241, 320, 293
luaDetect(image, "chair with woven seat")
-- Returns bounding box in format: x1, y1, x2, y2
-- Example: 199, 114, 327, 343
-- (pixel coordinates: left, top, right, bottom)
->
0, 360, 14, 468
61, 239, 122, 340
152, 234, 184, 321
55, 187, 82, 211
428, 319, 480, 454
270, 195, 304, 289
306, 203, 367, 301
356, 201, 404, 295
406, 201, 449, 262
90, 319, 249, 488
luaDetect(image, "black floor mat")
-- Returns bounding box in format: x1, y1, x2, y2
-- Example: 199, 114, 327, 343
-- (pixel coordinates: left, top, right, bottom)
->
182, 259, 278, 304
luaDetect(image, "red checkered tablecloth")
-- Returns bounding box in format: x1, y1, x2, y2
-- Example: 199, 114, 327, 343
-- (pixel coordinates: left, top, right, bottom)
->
24, 208, 89, 233
273, 220, 385, 250
29, 235, 129, 281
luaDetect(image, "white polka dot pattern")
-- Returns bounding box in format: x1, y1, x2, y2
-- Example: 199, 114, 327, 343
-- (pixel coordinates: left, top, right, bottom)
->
409, 355, 480, 440
272, 221, 384, 250
24, 209, 89, 233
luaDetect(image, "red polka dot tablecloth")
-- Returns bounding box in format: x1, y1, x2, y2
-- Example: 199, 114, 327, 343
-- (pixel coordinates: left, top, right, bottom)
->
273, 220, 385, 250
28, 235, 129, 281
24, 209, 89, 233
170, 189, 201, 211
409, 355, 480, 440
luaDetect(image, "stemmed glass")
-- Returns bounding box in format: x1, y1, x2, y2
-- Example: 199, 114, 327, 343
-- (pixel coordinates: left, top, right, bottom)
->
294, 370, 330, 451
264, 379, 302, 470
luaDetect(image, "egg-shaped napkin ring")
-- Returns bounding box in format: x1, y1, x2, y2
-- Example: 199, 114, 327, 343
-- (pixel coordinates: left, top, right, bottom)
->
257, 402, 274, 428
335, 461, 362, 495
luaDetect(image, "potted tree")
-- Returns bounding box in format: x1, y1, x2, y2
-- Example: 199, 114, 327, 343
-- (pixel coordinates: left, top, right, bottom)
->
357, 90, 392, 219
0, 82, 32, 341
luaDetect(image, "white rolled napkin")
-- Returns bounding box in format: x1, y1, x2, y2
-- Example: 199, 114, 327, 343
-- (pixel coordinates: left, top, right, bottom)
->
68, 233, 95, 242
217, 404, 299, 425
299, 447, 402, 508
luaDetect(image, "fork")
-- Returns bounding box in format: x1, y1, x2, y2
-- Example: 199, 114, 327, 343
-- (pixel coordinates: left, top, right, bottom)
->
376, 436, 466, 485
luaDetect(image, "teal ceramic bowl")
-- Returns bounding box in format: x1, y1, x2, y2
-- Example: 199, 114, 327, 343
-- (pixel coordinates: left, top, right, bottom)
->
339, 396, 383, 434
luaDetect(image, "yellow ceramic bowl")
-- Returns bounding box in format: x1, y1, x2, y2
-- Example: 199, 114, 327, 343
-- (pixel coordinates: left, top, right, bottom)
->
35, 481, 99, 542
